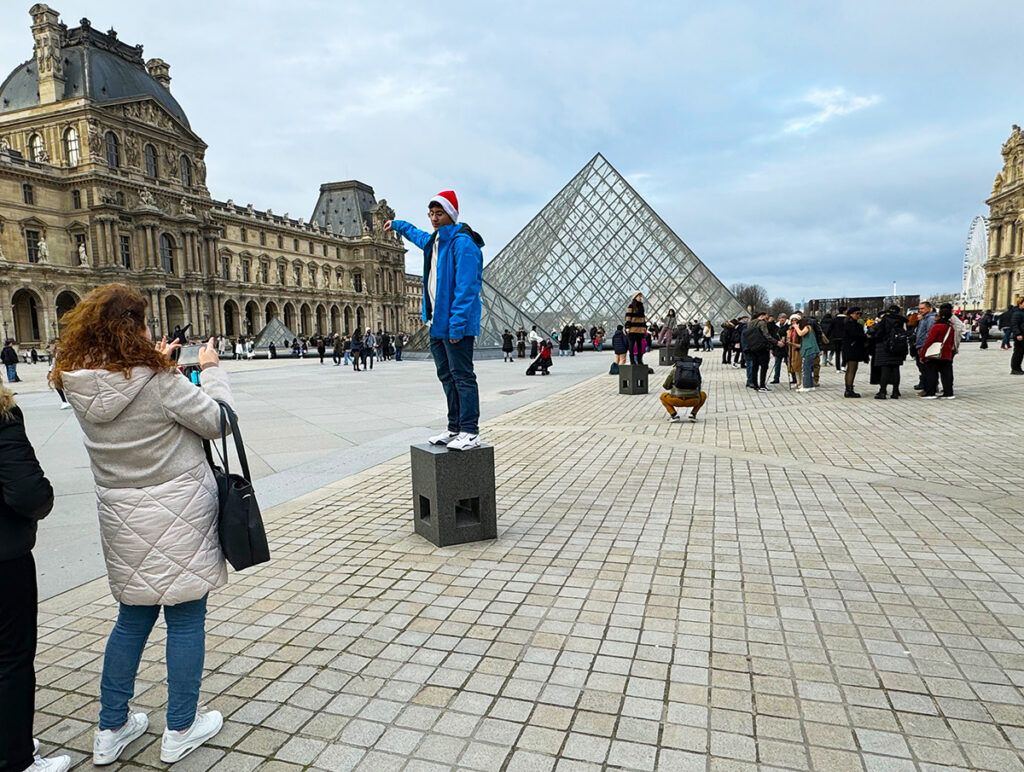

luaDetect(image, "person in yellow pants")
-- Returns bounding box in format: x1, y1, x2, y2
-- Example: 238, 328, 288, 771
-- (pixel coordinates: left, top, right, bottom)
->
659, 371, 707, 422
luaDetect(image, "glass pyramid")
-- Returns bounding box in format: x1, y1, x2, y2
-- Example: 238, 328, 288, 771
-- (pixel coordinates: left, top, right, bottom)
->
483, 153, 746, 330
405, 277, 546, 351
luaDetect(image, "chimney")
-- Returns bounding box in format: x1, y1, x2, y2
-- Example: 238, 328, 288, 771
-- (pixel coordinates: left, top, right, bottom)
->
29, 4, 66, 104
146, 58, 171, 90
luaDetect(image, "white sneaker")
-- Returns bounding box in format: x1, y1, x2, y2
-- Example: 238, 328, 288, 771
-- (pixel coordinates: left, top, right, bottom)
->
94, 712, 149, 766
447, 432, 481, 451
688, 414, 697, 422
59, 402, 71, 410
428, 430, 459, 446
23, 755, 71, 772
923, 395, 939, 400
942, 394, 956, 400
668, 413, 681, 422
160, 710, 223, 764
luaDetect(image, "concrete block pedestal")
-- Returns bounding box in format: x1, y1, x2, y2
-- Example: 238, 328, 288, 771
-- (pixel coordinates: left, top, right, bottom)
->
618, 364, 649, 395
659, 348, 679, 366
411, 443, 497, 547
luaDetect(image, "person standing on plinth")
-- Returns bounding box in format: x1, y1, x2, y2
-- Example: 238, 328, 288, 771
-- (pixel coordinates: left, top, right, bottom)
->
385, 191, 485, 451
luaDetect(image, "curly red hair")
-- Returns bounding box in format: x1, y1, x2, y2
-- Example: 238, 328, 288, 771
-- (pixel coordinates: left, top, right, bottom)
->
49, 283, 173, 389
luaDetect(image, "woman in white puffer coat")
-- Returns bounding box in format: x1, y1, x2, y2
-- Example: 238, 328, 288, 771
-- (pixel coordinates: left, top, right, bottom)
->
52, 284, 230, 767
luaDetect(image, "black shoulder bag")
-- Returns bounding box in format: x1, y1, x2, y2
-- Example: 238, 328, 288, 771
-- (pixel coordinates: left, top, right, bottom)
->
203, 401, 271, 571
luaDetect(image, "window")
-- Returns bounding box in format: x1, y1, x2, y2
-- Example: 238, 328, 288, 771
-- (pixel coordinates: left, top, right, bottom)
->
159, 233, 175, 274
353, 273, 363, 293
221, 256, 230, 280
308, 241, 314, 255
25, 229, 41, 263
242, 258, 251, 283
277, 264, 286, 285
277, 235, 283, 249
293, 265, 302, 287
336, 247, 341, 259
310, 265, 318, 286
115, 191, 125, 206
259, 263, 269, 284
119, 234, 132, 269
259, 231, 266, 246
63, 127, 80, 166
105, 132, 120, 168
71, 189, 81, 209
240, 227, 247, 242
28, 133, 44, 162
293, 238, 299, 251
22, 183, 34, 205
322, 244, 328, 257
180, 155, 192, 187
144, 144, 158, 178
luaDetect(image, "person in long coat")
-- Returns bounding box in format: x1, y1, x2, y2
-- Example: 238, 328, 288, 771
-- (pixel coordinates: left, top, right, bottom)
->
53, 284, 231, 765
624, 293, 648, 366
870, 305, 908, 399
786, 314, 803, 387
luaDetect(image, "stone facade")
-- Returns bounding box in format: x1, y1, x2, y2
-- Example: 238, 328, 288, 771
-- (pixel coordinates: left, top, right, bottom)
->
985, 124, 1024, 311
0, 5, 407, 346
404, 272, 425, 333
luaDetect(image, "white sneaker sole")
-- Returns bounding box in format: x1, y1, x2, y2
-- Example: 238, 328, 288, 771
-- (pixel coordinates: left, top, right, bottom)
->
160, 722, 222, 763
448, 443, 481, 451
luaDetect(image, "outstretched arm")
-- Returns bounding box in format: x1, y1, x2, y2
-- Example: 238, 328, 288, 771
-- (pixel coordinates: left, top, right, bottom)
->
385, 220, 432, 250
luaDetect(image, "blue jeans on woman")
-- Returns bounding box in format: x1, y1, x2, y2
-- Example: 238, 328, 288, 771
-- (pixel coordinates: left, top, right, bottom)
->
802, 353, 817, 388
99, 596, 207, 732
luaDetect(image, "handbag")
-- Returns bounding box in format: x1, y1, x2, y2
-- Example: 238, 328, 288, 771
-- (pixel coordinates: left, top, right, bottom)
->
923, 325, 952, 360
203, 401, 271, 571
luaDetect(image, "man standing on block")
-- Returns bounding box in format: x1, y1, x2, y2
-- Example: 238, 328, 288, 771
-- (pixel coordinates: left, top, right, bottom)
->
385, 191, 485, 451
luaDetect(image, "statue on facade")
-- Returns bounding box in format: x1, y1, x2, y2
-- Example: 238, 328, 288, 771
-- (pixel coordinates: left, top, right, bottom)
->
124, 132, 140, 167
36, 147, 50, 163
138, 188, 157, 208
180, 197, 194, 216
78, 241, 89, 267
0, 136, 10, 152
993, 171, 1005, 194
38, 238, 49, 263
326, 222, 333, 235
195, 155, 207, 186
246, 203, 255, 217
0, 240, 6, 261
87, 119, 103, 158
297, 217, 305, 228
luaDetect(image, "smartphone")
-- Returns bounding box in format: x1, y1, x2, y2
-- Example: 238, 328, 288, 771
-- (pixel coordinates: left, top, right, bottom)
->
177, 344, 202, 366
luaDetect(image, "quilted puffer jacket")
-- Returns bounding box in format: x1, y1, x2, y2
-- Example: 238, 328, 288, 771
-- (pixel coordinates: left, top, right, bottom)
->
62, 365, 234, 606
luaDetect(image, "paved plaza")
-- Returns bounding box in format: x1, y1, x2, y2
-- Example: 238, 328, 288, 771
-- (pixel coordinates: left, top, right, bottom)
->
30, 347, 1024, 771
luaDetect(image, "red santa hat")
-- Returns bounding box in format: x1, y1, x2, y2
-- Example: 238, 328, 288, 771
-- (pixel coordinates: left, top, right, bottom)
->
429, 190, 459, 222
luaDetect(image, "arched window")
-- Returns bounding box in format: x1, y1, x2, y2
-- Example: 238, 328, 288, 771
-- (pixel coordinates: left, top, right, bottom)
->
28, 133, 44, 162
144, 144, 158, 178
180, 155, 193, 187
159, 234, 175, 274
105, 132, 120, 169
63, 127, 79, 166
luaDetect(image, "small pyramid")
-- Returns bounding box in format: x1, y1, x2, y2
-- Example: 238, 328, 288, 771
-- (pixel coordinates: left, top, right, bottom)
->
483, 154, 747, 329
252, 317, 299, 352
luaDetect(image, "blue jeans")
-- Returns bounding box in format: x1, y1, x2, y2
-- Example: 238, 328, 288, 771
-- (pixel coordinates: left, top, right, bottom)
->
802, 354, 816, 388
343, 351, 351, 365
99, 596, 207, 731
430, 336, 479, 435
4, 364, 17, 383
745, 356, 755, 386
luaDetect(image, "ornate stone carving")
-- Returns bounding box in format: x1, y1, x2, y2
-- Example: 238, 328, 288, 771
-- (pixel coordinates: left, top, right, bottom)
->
0, 136, 10, 152
87, 119, 103, 158
246, 204, 255, 218
138, 188, 158, 209
35, 146, 49, 163
78, 242, 89, 267
180, 197, 194, 217
37, 238, 49, 263
195, 155, 207, 186
124, 131, 140, 167
125, 101, 174, 131
164, 143, 179, 170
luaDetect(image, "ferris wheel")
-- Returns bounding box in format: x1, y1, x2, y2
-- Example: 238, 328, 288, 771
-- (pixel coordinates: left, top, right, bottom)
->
961, 216, 988, 308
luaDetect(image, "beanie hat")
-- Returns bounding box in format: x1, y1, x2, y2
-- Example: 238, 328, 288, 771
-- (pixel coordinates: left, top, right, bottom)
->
429, 190, 459, 222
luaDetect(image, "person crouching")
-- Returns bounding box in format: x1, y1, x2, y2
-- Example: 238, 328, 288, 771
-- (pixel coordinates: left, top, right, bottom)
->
659, 368, 707, 422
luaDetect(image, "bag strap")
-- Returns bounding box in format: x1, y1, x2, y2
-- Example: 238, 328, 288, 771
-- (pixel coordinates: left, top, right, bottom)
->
217, 400, 252, 482
203, 403, 230, 476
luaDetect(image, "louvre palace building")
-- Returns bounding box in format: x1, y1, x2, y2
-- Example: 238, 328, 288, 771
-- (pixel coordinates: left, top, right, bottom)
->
985, 124, 1024, 310
0, 4, 416, 347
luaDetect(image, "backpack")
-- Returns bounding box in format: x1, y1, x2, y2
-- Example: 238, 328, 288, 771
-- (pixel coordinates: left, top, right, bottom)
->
886, 328, 909, 357
673, 357, 702, 390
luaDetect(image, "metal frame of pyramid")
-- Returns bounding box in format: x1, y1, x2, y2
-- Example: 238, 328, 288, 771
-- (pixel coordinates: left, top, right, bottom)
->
252, 316, 300, 353
405, 277, 546, 353
483, 153, 746, 331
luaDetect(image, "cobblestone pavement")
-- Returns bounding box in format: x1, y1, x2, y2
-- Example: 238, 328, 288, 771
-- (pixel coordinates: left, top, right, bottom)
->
34, 347, 1024, 771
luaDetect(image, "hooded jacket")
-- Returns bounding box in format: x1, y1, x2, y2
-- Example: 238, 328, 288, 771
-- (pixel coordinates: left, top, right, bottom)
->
390, 220, 484, 340
0, 405, 54, 561
62, 365, 234, 606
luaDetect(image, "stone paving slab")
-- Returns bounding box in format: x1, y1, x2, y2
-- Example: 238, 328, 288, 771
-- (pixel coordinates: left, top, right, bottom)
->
33, 347, 1024, 770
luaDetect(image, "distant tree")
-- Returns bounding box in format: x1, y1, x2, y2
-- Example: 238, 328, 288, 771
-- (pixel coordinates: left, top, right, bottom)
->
769, 297, 794, 318
729, 283, 770, 313
927, 292, 959, 306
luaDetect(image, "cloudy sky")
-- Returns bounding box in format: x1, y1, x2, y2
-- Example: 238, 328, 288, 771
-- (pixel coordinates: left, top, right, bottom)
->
2, 1, 1019, 303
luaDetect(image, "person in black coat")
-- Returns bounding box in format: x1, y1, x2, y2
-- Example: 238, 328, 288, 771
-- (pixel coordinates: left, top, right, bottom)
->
871, 306, 908, 398
840, 308, 867, 398
0, 389, 70, 772
978, 309, 994, 350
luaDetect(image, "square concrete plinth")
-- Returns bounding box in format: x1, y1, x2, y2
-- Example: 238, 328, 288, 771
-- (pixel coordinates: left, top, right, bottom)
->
618, 364, 649, 395
659, 348, 679, 366
411, 443, 497, 547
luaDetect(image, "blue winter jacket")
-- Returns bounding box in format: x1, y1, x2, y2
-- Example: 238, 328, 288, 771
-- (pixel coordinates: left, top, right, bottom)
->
391, 220, 484, 340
